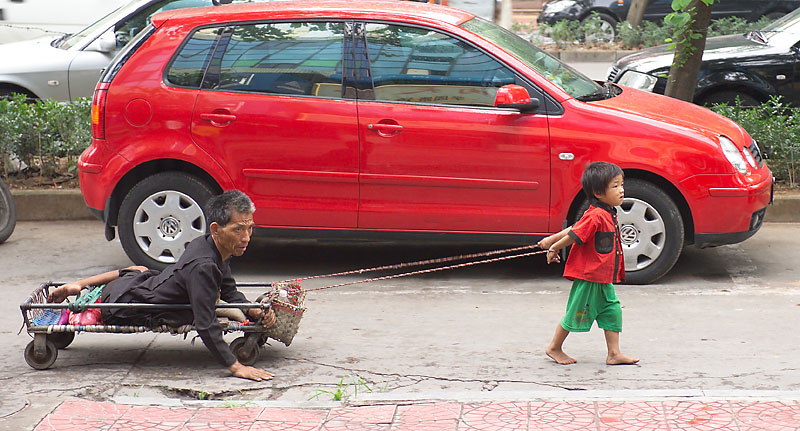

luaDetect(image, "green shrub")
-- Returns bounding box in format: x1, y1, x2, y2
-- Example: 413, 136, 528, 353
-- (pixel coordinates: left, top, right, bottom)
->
537, 16, 775, 50
0, 94, 91, 179
711, 97, 800, 186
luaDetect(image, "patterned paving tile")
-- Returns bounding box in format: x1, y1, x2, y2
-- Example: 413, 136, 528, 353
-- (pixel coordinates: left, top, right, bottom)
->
118, 405, 196, 423
34, 398, 130, 431
181, 421, 254, 431
597, 401, 668, 430
459, 402, 528, 431
732, 401, 800, 431
254, 407, 328, 431
662, 401, 738, 431
190, 406, 263, 422
108, 420, 187, 431
391, 402, 460, 430
529, 401, 597, 431
321, 405, 395, 431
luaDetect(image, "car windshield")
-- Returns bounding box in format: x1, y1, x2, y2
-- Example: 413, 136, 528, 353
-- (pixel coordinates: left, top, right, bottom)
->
58, 0, 214, 50
460, 16, 603, 100
759, 7, 800, 45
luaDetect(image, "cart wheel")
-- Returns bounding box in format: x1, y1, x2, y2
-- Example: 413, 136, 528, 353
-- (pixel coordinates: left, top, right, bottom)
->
49, 332, 75, 349
24, 340, 58, 370
230, 336, 260, 366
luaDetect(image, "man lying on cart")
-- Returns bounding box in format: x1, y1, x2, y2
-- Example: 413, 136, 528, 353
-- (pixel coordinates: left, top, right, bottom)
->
48, 190, 277, 382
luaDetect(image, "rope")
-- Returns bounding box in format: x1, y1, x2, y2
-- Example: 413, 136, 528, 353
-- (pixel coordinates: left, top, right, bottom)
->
274, 244, 542, 286
304, 249, 546, 292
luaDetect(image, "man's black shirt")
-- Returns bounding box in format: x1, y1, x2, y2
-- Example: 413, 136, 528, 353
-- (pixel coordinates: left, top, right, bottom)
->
102, 234, 248, 366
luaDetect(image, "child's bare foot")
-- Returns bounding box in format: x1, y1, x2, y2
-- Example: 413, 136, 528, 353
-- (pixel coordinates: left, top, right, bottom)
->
606, 352, 639, 365
546, 348, 577, 365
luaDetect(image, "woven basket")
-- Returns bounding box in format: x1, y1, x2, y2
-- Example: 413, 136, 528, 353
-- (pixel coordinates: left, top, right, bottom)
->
261, 281, 306, 346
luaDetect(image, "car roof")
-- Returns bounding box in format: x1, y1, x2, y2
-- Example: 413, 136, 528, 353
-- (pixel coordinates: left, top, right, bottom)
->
150, 0, 475, 29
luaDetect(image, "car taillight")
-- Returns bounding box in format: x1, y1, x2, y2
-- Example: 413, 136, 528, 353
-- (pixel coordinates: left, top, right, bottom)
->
91, 87, 108, 140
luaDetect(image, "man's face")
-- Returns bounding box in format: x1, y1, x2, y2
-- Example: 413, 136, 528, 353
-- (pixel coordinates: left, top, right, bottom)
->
212, 211, 254, 258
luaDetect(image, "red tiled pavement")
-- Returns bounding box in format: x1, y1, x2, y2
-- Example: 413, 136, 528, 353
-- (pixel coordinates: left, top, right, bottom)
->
31, 398, 800, 431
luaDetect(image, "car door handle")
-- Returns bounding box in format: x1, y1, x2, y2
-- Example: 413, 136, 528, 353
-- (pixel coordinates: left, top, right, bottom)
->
368, 123, 403, 136
200, 113, 237, 123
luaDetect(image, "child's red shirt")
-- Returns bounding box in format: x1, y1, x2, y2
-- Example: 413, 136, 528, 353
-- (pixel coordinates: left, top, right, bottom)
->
564, 199, 625, 283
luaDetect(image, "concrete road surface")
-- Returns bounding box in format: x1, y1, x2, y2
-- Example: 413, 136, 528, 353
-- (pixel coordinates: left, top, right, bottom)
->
1, 220, 799, 423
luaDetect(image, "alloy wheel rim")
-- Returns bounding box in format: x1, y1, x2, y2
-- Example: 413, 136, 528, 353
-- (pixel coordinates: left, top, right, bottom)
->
617, 197, 666, 272
132, 190, 205, 263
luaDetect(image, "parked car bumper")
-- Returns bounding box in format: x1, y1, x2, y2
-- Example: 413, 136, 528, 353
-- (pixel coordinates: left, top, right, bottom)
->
681, 173, 773, 247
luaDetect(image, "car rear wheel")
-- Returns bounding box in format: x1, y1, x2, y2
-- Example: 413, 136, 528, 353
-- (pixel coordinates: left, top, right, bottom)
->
0, 177, 16, 244
583, 13, 617, 44
118, 172, 215, 270
701, 90, 760, 107
573, 179, 684, 284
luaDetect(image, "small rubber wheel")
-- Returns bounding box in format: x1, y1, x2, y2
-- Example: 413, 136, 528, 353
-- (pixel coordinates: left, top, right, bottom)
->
49, 332, 75, 349
24, 340, 58, 370
230, 336, 260, 366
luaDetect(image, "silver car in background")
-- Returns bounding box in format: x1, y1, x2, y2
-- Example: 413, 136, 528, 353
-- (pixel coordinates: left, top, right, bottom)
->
0, 0, 235, 101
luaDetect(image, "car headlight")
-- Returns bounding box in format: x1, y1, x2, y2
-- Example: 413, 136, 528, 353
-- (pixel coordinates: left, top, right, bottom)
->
617, 70, 658, 92
543, 0, 577, 14
743, 145, 757, 168
719, 136, 748, 174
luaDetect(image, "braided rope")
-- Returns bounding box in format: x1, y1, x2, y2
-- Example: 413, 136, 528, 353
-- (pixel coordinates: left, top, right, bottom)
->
305, 249, 547, 292
273, 244, 541, 286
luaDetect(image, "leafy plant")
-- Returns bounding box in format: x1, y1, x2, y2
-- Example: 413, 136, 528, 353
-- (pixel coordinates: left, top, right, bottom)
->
308, 375, 373, 402
0, 94, 90, 180
711, 96, 800, 186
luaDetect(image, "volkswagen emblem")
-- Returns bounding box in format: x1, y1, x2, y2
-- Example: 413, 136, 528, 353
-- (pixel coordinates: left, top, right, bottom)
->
159, 216, 181, 238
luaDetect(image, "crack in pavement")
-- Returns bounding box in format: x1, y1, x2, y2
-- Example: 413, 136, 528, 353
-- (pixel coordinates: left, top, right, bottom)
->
286, 357, 586, 391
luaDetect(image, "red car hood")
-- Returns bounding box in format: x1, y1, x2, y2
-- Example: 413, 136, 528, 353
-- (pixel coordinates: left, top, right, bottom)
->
588, 86, 750, 147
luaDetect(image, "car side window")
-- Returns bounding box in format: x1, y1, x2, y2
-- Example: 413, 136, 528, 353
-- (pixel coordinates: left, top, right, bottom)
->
364, 23, 516, 107
166, 27, 221, 88
214, 22, 345, 98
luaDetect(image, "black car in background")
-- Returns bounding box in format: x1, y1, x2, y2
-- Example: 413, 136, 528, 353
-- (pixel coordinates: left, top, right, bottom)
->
538, 0, 799, 41
608, 7, 800, 106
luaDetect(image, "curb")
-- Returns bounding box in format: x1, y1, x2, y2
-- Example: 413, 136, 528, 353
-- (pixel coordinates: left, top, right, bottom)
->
545, 49, 637, 62
9, 189, 800, 223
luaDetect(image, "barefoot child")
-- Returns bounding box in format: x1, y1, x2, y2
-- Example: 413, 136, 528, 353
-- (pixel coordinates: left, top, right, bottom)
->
538, 161, 639, 366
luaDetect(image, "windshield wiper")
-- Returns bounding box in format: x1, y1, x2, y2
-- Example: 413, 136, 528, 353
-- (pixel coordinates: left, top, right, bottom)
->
577, 82, 617, 102
745, 30, 768, 45
51, 33, 71, 48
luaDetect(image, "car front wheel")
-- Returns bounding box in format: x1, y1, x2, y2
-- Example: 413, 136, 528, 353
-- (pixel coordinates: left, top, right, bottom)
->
118, 172, 215, 269
574, 178, 684, 284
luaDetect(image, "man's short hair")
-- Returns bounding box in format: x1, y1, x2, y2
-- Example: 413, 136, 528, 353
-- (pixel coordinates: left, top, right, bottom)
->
581, 161, 624, 199
206, 190, 255, 227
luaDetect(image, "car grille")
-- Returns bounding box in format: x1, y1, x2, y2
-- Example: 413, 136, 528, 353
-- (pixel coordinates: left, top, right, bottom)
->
748, 140, 764, 168
607, 66, 620, 82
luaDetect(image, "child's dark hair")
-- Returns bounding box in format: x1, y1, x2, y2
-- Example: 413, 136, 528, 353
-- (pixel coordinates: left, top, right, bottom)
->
581, 161, 624, 199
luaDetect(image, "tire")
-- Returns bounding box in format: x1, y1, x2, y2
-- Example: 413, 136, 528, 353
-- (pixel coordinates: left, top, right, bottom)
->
573, 178, 684, 284
582, 12, 617, 44
49, 332, 75, 349
118, 172, 215, 270
230, 336, 260, 366
701, 91, 760, 107
24, 339, 58, 370
0, 177, 16, 244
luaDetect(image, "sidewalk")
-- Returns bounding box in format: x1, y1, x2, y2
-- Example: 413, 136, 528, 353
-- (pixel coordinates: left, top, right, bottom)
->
30, 395, 800, 430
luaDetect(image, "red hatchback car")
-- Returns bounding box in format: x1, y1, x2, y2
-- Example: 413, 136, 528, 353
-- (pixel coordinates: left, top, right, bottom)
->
79, 0, 773, 284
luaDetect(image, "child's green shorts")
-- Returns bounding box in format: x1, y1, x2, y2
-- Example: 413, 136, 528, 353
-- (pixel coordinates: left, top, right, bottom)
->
560, 278, 622, 333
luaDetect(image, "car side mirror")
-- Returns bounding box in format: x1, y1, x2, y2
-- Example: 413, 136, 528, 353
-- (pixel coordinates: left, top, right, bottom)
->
85, 29, 116, 53
494, 84, 540, 112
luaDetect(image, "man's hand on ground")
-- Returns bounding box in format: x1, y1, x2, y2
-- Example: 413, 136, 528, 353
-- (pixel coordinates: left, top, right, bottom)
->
228, 361, 274, 381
